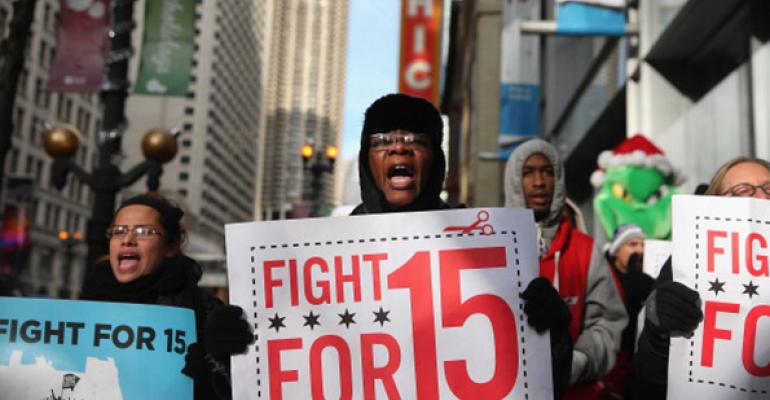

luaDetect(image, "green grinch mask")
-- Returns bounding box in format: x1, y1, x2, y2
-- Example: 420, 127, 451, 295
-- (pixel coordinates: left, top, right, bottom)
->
594, 165, 677, 239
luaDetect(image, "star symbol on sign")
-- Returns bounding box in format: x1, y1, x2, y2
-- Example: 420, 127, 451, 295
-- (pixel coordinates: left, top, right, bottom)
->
338, 308, 356, 329
708, 278, 726, 296
303, 311, 321, 330
373, 306, 391, 326
268, 313, 286, 333
743, 281, 760, 299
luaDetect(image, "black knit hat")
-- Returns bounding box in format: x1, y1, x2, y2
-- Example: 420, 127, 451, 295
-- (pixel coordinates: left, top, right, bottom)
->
357, 93, 446, 213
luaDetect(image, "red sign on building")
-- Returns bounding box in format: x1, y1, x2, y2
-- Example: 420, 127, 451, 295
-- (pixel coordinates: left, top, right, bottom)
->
399, 0, 443, 105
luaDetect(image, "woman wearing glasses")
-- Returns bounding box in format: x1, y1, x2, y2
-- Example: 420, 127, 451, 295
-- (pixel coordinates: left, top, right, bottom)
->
80, 193, 252, 399
633, 156, 770, 399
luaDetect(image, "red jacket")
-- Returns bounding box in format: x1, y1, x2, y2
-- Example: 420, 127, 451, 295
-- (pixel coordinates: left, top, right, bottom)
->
539, 219, 594, 341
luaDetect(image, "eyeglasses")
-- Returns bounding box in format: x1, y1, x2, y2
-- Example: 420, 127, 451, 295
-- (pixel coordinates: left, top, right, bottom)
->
369, 132, 430, 151
107, 225, 163, 240
721, 182, 770, 197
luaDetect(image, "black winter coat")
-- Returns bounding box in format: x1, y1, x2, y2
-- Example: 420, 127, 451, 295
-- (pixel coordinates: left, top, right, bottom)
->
80, 254, 229, 399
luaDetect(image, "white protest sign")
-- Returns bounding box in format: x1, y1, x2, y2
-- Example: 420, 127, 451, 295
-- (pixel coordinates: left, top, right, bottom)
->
643, 239, 671, 279
669, 195, 770, 399
637, 239, 672, 344
226, 208, 552, 399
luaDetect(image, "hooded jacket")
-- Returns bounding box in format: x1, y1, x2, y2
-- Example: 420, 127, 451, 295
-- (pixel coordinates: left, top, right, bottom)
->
505, 139, 628, 389
352, 93, 450, 214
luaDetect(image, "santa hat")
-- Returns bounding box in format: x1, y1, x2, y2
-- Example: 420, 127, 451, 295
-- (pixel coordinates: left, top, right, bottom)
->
590, 134, 684, 187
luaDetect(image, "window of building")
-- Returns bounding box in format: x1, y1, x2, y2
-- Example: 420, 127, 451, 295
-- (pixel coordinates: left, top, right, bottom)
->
182, 139, 192, 148
179, 172, 189, 181
180, 155, 190, 164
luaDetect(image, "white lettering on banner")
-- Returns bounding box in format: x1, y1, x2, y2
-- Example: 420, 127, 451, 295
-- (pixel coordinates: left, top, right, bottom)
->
150, 0, 184, 74
405, 60, 431, 90
226, 208, 554, 399
413, 25, 426, 53
669, 195, 770, 399
407, 0, 433, 17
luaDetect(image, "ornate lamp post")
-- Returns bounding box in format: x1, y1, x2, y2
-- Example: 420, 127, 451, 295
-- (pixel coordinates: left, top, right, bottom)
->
301, 144, 338, 217
43, 124, 178, 275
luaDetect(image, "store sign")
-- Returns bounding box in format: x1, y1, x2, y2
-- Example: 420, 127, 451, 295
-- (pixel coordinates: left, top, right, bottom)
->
398, 0, 443, 105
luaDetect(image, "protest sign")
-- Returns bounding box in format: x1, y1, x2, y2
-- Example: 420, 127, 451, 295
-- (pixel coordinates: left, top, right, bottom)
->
636, 239, 671, 344
669, 195, 770, 399
226, 208, 552, 399
0, 298, 196, 399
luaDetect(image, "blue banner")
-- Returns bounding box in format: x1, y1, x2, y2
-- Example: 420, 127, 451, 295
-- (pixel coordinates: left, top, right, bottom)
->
0, 297, 196, 399
499, 83, 541, 158
557, 1, 625, 36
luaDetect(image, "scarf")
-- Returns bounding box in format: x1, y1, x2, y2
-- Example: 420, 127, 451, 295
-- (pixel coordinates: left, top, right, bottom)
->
80, 254, 202, 309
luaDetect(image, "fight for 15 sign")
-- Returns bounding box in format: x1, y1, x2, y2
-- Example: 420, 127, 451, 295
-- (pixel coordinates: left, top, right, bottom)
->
670, 195, 770, 399
226, 208, 552, 399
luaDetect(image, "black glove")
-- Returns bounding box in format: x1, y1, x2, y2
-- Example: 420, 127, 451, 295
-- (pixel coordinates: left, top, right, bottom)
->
181, 342, 208, 379
621, 254, 655, 310
646, 280, 703, 334
205, 305, 255, 359
521, 277, 572, 333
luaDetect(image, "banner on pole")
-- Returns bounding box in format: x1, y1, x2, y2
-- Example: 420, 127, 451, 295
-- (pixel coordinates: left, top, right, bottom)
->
556, 0, 626, 36
134, 0, 196, 96
48, 0, 109, 92
398, 0, 443, 105
499, 0, 541, 158
0, 298, 196, 400
669, 195, 770, 399
226, 208, 553, 399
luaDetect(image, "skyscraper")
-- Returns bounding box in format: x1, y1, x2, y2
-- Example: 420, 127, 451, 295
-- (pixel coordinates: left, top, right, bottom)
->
258, 0, 349, 220
125, 0, 272, 271
0, 0, 100, 297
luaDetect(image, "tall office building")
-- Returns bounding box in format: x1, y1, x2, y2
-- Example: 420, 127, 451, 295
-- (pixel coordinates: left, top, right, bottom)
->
0, 0, 271, 296
125, 0, 272, 285
258, 0, 349, 220
1, 0, 99, 298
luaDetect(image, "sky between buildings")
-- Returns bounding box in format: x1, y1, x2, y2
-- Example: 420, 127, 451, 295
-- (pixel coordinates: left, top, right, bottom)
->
341, 0, 401, 160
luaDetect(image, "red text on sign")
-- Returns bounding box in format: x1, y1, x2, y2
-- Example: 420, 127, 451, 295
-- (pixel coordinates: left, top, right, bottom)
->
706, 230, 770, 277
701, 300, 770, 376
263, 253, 388, 308
267, 333, 402, 400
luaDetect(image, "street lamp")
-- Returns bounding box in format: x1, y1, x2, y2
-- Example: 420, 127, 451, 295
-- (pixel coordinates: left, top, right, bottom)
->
43, 124, 179, 275
57, 229, 82, 298
301, 144, 337, 216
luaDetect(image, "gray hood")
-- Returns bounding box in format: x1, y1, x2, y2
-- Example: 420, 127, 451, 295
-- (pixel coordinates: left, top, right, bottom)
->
504, 138, 566, 228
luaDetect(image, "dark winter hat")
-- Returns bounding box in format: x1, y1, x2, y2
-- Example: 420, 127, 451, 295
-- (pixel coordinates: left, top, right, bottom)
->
361, 93, 443, 145
357, 93, 446, 213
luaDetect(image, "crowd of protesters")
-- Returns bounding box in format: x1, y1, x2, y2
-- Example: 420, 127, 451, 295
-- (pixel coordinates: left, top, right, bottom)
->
2, 93, 770, 399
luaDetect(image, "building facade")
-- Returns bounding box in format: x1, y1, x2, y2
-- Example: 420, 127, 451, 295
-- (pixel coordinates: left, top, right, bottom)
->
124, 0, 272, 291
1, 0, 271, 297
443, 0, 770, 240
258, 0, 349, 220
1, 0, 98, 298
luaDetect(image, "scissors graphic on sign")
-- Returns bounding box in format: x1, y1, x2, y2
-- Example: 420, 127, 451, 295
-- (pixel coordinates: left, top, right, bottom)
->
444, 210, 495, 235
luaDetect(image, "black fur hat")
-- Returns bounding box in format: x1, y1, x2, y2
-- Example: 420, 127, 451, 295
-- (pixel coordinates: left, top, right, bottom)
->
357, 93, 446, 213
361, 93, 443, 143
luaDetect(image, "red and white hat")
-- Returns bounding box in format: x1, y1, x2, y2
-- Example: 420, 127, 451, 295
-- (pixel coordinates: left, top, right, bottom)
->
590, 134, 684, 187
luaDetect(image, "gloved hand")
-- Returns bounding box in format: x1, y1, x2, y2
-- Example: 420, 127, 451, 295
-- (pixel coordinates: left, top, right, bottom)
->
622, 253, 655, 309
205, 305, 254, 359
181, 342, 208, 379
521, 277, 572, 333
522, 277, 573, 399
645, 280, 703, 335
